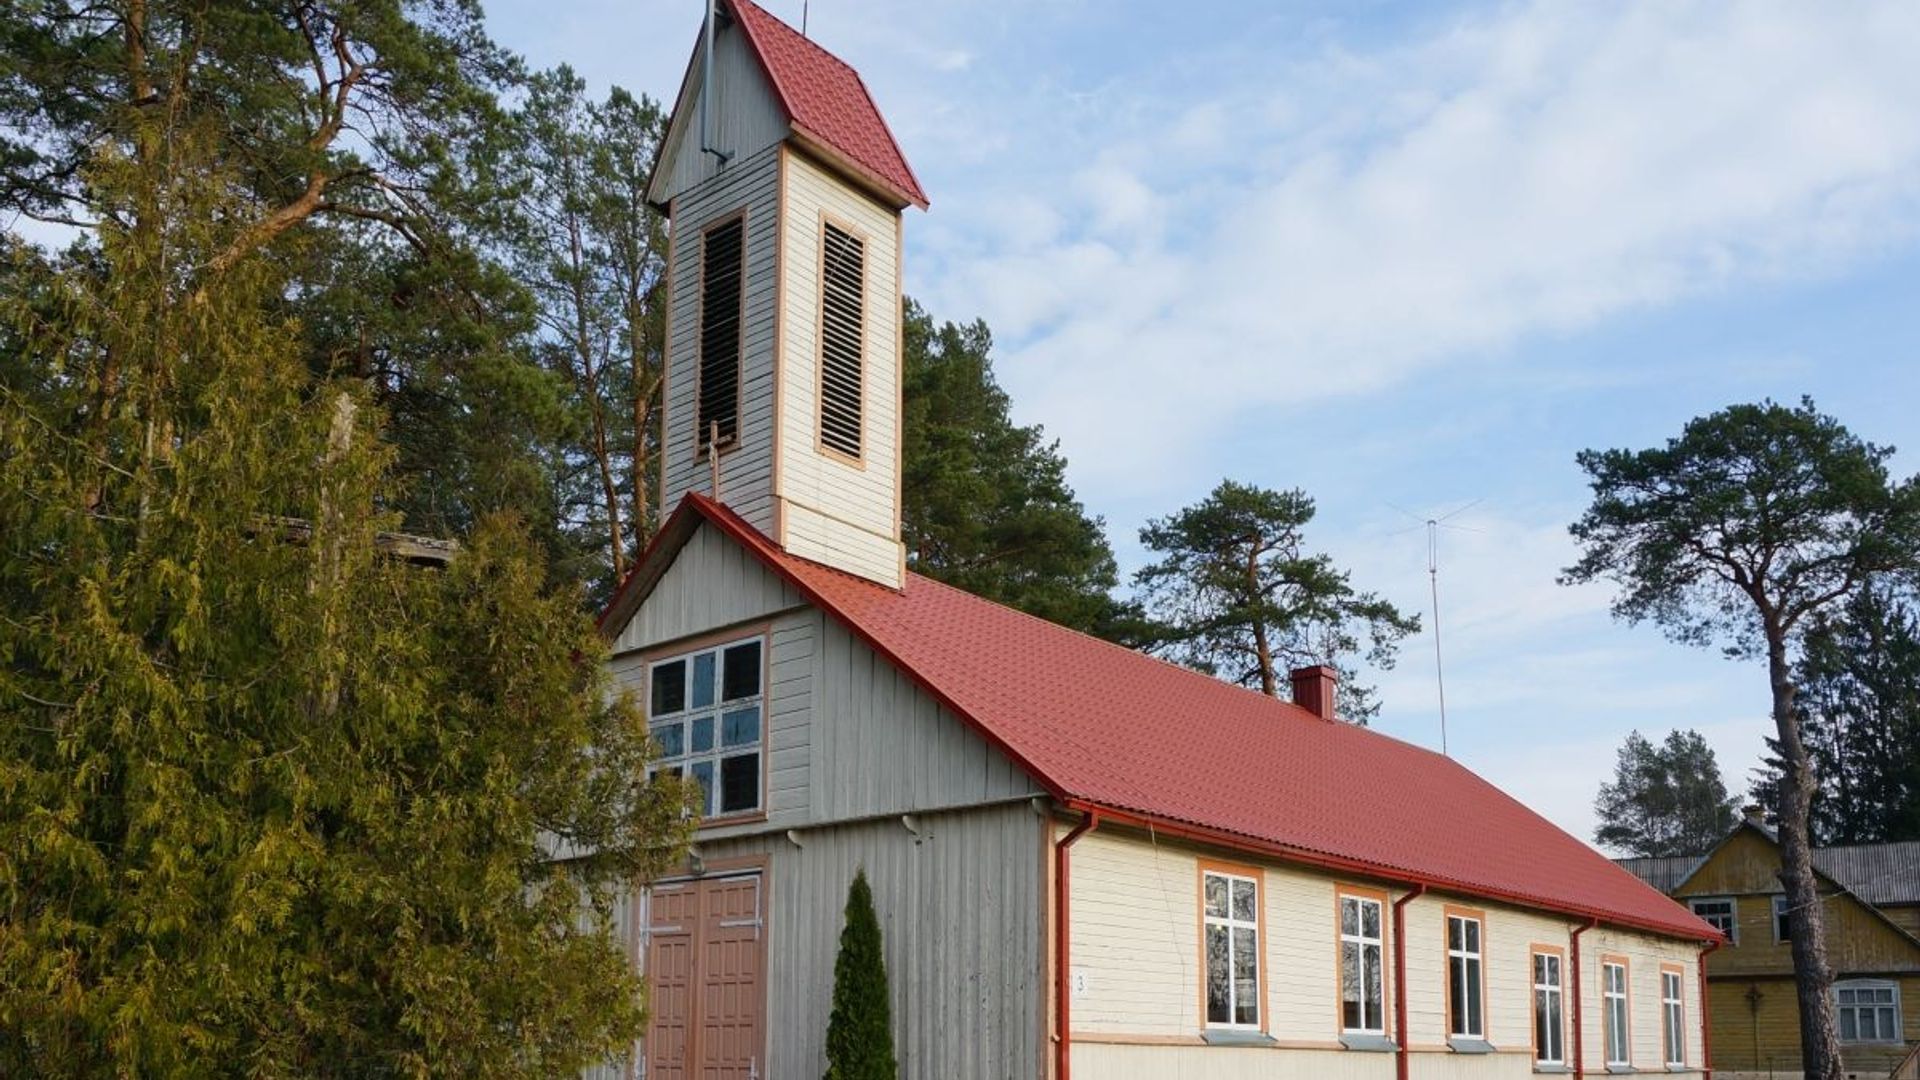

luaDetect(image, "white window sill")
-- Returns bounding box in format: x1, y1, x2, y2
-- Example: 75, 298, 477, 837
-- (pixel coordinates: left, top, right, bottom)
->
1201, 1029, 1275, 1047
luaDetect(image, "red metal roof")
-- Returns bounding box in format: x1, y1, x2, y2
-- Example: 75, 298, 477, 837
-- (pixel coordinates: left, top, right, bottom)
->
727, 0, 928, 209
607, 495, 1718, 943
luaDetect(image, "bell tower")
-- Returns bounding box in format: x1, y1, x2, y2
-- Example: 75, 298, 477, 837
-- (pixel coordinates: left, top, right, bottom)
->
649, 0, 927, 588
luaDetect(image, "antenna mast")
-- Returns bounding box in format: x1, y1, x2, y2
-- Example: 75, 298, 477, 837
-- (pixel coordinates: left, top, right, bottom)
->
1427, 519, 1449, 756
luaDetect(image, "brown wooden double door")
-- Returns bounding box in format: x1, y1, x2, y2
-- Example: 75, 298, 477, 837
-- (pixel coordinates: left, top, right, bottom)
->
645, 872, 765, 1080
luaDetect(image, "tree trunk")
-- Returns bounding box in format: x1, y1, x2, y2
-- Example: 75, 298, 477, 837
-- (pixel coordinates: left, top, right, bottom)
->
1246, 540, 1277, 697
1768, 631, 1844, 1080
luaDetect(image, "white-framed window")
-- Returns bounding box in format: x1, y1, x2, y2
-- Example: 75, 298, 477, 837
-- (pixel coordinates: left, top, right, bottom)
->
1532, 950, 1565, 1066
1603, 959, 1631, 1067
648, 635, 765, 818
1339, 893, 1385, 1034
1203, 869, 1261, 1028
1836, 980, 1901, 1044
1661, 967, 1686, 1067
1446, 913, 1485, 1038
1688, 896, 1737, 944
1773, 895, 1793, 942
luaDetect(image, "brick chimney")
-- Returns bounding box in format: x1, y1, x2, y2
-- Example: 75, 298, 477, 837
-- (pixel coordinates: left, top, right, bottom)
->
1289, 665, 1339, 721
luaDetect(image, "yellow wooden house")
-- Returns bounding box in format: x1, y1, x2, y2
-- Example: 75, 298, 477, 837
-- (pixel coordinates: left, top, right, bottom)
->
1621, 811, 1920, 1079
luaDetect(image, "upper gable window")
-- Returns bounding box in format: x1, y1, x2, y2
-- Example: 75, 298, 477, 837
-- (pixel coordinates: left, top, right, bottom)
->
698, 215, 745, 449
1773, 895, 1793, 942
649, 635, 764, 818
1689, 897, 1737, 944
817, 221, 866, 459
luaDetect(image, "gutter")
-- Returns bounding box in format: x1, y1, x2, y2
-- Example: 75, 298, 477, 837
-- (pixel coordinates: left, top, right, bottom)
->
1393, 884, 1429, 1080
1570, 917, 1597, 1079
1054, 811, 1099, 1080
1698, 938, 1721, 1079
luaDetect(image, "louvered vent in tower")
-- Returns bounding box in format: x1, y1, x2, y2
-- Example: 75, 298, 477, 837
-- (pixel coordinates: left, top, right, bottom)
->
698, 216, 745, 448
818, 222, 866, 458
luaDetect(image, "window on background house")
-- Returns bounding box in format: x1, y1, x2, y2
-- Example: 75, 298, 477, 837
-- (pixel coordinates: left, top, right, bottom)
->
1688, 897, 1737, 944
1661, 968, 1686, 1067
697, 215, 745, 448
817, 222, 866, 459
648, 636, 764, 817
1203, 869, 1261, 1028
1446, 913, 1485, 1039
1603, 959, 1631, 1068
1532, 951, 1565, 1066
1339, 893, 1385, 1034
1774, 895, 1793, 942
1835, 980, 1902, 1043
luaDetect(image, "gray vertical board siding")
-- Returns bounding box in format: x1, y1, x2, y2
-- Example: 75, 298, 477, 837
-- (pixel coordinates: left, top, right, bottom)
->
697, 801, 1048, 1079
654, 18, 790, 205
609, 521, 803, 656
805, 613, 1041, 821
661, 143, 783, 535
609, 524, 1040, 831
579, 880, 645, 1080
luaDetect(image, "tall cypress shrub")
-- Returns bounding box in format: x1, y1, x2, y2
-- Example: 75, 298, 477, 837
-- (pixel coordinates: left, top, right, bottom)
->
824, 870, 897, 1080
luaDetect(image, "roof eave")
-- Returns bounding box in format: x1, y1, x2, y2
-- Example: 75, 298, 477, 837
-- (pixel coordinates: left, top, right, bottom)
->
788, 126, 927, 211
1069, 799, 1724, 945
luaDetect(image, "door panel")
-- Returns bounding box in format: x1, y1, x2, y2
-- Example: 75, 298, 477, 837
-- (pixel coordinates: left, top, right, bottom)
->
645, 873, 764, 1080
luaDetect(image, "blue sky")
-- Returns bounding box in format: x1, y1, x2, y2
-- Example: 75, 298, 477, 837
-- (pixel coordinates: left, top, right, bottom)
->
487, 0, 1920, 845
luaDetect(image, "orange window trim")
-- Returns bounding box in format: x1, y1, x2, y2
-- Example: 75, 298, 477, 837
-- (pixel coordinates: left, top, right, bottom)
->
812, 209, 870, 469
1334, 883, 1392, 1037
1442, 904, 1489, 1041
1196, 857, 1269, 1033
1529, 943, 1568, 1064
1601, 952, 1633, 1068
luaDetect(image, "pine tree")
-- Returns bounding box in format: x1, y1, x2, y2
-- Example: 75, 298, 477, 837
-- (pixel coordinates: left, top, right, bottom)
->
900, 301, 1133, 638
1564, 398, 1920, 1080
823, 870, 898, 1080
1134, 480, 1419, 720
1593, 730, 1739, 857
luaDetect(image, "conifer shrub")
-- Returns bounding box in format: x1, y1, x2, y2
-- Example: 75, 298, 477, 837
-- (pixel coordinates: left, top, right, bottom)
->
823, 869, 898, 1080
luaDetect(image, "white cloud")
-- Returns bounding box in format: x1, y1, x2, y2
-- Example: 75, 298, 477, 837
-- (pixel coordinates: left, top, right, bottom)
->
907, 1, 1920, 491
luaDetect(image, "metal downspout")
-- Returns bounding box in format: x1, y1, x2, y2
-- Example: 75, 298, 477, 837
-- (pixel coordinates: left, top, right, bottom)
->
1393, 884, 1428, 1080
1699, 939, 1721, 1079
1571, 917, 1598, 1079
1054, 812, 1098, 1080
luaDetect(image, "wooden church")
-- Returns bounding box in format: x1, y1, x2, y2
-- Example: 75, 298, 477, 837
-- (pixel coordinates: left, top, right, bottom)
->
596, 2, 1723, 1077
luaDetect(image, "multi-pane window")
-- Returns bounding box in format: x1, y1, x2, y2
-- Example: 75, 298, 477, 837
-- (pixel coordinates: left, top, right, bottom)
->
1339, 894, 1385, 1034
1689, 897, 1737, 944
1773, 895, 1794, 942
1532, 951, 1565, 1066
1446, 913, 1485, 1038
817, 222, 866, 459
697, 215, 745, 448
1203, 870, 1261, 1028
1836, 981, 1901, 1043
1661, 968, 1686, 1066
649, 636, 764, 817
1603, 960, 1631, 1067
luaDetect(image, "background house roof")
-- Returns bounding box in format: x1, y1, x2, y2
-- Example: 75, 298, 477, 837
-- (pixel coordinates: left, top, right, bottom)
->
606, 495, 1718, 942
1616, 831, 1920, 909
726, 0, 927, 208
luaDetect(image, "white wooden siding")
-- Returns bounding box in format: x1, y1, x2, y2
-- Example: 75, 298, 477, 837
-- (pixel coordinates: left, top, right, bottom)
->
774, 148, 904, 587
1064, 827, 1708, 1076
608, 521, 802, 656
691, 801, 1047, 1079
652, 18, 790, 206
660, 142, 783, 536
